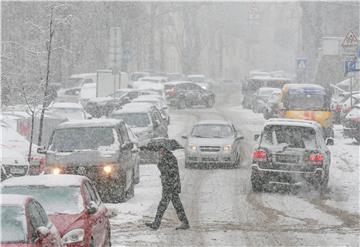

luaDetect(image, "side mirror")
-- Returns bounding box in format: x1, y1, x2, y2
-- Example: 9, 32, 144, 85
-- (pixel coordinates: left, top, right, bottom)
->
121, 142, 134, 150
254, 134, 260, 141
37, 147, 47, 154
181, 135, 188, 139
87, 201, 98, 214
326, 138, 334, 145
236, 135, 244, 141
36, 226, 50, 241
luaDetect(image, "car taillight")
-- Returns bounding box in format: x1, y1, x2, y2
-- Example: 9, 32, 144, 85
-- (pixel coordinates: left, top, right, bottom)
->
335, 104, 341, 113
308, 153, 323, 166
252, 150, 267, 162
166, 87, 176, 97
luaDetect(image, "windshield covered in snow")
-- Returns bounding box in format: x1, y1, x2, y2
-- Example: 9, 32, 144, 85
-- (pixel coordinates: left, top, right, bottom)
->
112, 113, 150, 128
2, 186, 84, 214
64, 78, 82, 88
0, 206, 27, 243
191, 124, 233, 138
49, 108, 85, 120
261, 125, 316, 149
49, 127, 115, 152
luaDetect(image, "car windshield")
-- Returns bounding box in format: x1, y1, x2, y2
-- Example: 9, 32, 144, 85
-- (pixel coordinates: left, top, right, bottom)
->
2, 186, 84, 214
261, 125, 316, 149
285, 94, 325, 110
0, 206, 27, 244
49, 127, 115, 152
64, 78, 82, 88
191, 124, 233, 138
259, 89, 277, 97
112, 113, 150, 128
50, 108, 84, 120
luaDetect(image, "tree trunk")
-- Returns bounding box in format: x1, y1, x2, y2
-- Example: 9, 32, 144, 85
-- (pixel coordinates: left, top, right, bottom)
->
28, 112, 35, 162
37, 10, 54, 146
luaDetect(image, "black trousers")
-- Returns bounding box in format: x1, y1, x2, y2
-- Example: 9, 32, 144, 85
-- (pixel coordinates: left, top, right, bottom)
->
154, 191, 189, 226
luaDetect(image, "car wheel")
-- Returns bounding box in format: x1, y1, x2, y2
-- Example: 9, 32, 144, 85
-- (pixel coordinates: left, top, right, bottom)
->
206, 97, 215, 108
177, 98, 186, 109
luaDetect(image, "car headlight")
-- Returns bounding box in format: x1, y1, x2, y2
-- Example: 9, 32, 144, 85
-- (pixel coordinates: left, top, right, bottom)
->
62, 228, 84, 244
103, 165, 112, 174
188, 144, 197, 151
224, 144, 232, 151
52, 167, 61, 175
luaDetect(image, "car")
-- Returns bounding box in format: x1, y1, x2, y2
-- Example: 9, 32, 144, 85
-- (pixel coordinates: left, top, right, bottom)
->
1, 175, 111, 247
139, 76, 168, 84
131, 95, 170, 124
252, 87, 281, 113
1, 147, 30, 178
263, 90, 282, 119
182, 120, 244, 168
129, 71, 151, 88
47, 102, 88, 121
0, 194, 63, 246
343, 103, 360, 143
40, 119, 136, 203
132, 80, 165, 98
187, 74, 210, 90
339, 93, 360, 124
251, 118, 332, 192
111, 103, 168, 163
164, 81, 215, 109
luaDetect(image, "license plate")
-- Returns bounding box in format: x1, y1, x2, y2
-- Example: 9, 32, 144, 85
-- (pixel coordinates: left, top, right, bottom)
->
10, 167, 25, 174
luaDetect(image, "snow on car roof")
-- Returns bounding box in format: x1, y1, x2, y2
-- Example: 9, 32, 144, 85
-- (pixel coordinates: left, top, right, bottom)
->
258, 87, 282, 92
140, 76, 167, 81
88, 96, 113, 102
284, 83, 324, 89
0, 194, 31, 206
112, 104, 153, 114
164, 81, 192, 86
195, 119, 231, 125
71, 73, 96, 78
265, 118, 322, 129
56, 118, 122, 129
188, 74, 205, 78
50, 102, 83, 109
1, 174, 87, 187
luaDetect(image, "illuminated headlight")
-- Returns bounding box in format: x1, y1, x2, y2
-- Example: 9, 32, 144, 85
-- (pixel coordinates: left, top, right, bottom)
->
224, 145, 232, 151
52, 167, 61, 175
188, 144, 197, 151
103, 165, 113, 174
62, 228, 84, 244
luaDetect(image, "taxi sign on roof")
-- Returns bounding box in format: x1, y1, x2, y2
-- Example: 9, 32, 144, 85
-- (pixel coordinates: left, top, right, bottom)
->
341, 31, 358, 47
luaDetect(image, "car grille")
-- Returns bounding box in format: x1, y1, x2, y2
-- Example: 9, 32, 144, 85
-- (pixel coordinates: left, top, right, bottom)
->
275, 154, 299, 164
3, 165, 28, 176
202, 157, 218, 162
199, 146, 221, 152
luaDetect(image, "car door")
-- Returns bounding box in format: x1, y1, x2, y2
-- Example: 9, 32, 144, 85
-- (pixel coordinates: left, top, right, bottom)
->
152, 108, 168, 137
118, 123, 134, 190
84, 181, 108, 247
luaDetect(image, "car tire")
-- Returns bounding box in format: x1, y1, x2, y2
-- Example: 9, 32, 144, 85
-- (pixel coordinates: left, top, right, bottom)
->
177, 98, 186, 109
206, 97, 215, 108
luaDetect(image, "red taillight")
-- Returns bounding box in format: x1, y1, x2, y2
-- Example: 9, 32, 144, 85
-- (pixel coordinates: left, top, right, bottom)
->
166, 87, 176, 97
309, 153, 323, 166
335, 104, 341, 113
253, 150, 267, 162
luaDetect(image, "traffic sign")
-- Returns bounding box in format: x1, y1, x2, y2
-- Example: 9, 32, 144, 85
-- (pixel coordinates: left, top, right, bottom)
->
344, 59, 360, 75
296, 58, 307, 70
341, 31, 358, 48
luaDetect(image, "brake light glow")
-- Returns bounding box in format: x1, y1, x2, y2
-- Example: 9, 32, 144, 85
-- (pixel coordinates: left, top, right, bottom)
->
309, 153, 323, 166
252, 150, 267, 162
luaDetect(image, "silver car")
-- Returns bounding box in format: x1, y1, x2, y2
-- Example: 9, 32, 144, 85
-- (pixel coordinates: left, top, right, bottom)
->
182, 120, 244, 168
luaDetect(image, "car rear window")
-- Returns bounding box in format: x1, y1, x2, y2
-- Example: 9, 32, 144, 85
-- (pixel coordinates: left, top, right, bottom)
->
261, 125, 316, 149
2, 186, 84, 214
49, 127, 115, 152
1, 206, 27, 243
112, 113, 151, 128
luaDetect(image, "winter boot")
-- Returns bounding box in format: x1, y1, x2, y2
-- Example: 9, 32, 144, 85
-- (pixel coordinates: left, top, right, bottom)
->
145, 222, 160, 230
175, 222, 190, 230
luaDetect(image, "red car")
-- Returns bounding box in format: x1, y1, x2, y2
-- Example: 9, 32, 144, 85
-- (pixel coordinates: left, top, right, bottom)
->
0, 194, 63, 246
2, 175, 111, 247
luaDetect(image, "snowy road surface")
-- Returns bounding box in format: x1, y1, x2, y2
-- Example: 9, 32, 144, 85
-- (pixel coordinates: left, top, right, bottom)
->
106, 92, 359, 246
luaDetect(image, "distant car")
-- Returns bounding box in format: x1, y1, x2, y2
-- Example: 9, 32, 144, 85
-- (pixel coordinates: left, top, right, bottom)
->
1, 147, 29, 178
139, 76, 168, 84
182, 120, 244, 168
263, 90, 282, 119
343, 103, 360, 143
48, 102, 88, 121
2, 175, 111, 247
187, 74, 210, 89
167, 73, 185, 82
131, 95, 170, 124
41, 119, 136, 203
251, 118, 332, 192
111, 103, 168, 163
0, 194, 63, 246
129, 71, 151, 88
339, 93, 360, 124
164, 81, 215, 109
252, 87, 281, 113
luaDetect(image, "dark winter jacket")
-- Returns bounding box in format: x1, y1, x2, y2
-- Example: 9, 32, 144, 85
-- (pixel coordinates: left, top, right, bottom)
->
157, 150, 181, 194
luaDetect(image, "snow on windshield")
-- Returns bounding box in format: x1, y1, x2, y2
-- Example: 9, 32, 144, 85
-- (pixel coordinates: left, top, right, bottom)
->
2, 186, 84, 214
191, 124, 233, 138
49, 127, 115, 152
0, 206, 27, 244
112, 113, 150, 128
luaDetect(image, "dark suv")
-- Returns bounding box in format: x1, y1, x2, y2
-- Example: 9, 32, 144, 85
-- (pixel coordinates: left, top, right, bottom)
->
164, 81, 215, 109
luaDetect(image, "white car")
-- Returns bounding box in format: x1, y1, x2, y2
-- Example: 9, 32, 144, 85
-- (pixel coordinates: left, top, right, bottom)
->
0, 147, 29, 177
47, 102, 88, 121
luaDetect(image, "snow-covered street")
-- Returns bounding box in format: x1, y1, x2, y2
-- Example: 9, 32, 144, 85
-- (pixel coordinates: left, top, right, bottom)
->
107, 92, 360, 246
